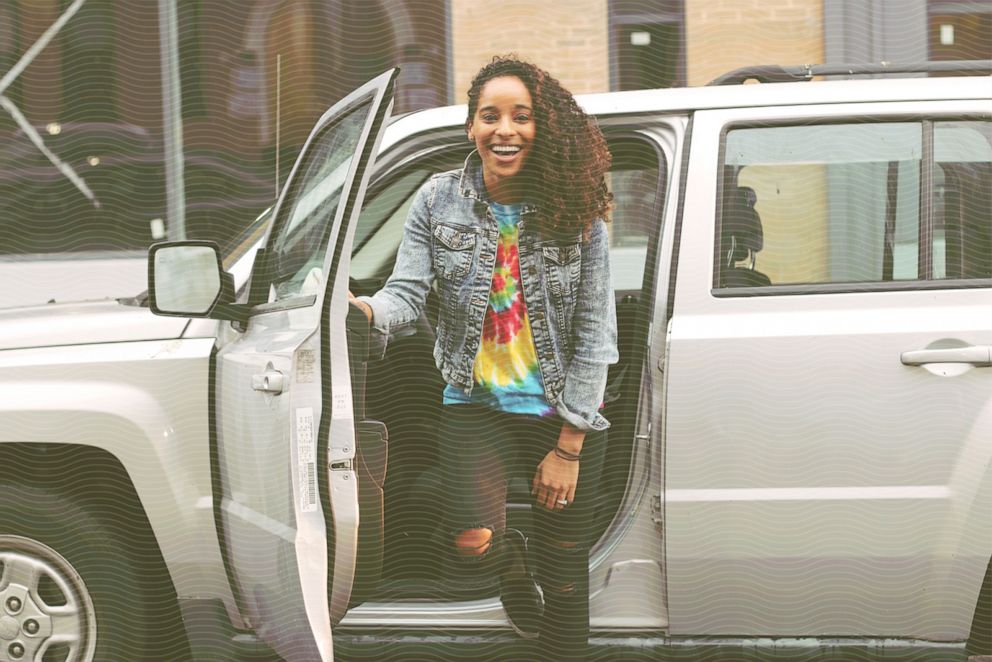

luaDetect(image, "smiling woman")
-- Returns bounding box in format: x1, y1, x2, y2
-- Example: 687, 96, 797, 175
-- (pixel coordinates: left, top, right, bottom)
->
351, 56, 616, 661
464, 57, 613, 240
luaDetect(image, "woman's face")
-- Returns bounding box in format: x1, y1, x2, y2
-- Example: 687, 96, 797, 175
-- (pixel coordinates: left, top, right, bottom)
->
467, 75, 536, 201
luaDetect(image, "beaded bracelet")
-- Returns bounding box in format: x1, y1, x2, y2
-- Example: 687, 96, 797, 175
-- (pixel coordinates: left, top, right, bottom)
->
554, 445, 581, 462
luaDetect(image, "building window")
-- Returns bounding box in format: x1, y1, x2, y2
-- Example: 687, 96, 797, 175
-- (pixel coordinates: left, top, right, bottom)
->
610, 0, 685, 90
928, 1, 992, 67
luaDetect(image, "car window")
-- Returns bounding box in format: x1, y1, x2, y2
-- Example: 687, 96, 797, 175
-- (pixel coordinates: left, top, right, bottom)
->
607, 139, 663, 291
350, 168, 432, 281
266, 102, 371, 301
220, 206, 271, 270
933, 121, 992, 280
717, 119, 991, 290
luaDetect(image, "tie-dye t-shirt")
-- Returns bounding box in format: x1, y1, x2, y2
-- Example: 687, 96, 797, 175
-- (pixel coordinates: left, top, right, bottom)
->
443, 202, 554, 416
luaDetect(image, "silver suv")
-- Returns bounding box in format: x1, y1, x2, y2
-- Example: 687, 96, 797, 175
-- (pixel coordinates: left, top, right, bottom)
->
1, 64, 990, 662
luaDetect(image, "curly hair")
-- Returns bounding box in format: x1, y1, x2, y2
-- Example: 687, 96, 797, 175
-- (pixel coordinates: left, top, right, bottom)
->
466, 56, 612, 239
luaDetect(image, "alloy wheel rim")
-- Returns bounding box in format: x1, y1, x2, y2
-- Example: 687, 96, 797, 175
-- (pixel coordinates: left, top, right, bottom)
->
0, 535, 96, 662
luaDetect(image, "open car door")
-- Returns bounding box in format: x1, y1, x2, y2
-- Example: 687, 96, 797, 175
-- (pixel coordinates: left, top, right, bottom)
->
212, 69, 397, 661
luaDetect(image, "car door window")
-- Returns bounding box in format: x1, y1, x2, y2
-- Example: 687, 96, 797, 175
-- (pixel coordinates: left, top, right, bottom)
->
266, 102, 372, 301
718, 119, 991, 291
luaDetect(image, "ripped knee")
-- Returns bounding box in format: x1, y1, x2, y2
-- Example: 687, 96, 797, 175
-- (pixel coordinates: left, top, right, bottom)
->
454, 527, 493, 557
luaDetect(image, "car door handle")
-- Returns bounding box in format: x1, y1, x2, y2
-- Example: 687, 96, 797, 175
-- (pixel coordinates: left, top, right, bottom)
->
901, 345, 992, 366
252, 370, 285, 394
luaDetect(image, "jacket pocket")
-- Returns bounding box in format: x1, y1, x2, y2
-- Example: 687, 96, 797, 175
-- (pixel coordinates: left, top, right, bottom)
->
432, 223, 477, 281
542, 242, 582, 297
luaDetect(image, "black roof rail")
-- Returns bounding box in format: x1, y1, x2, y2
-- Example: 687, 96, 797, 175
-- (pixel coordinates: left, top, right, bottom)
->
707, 60, 992, 86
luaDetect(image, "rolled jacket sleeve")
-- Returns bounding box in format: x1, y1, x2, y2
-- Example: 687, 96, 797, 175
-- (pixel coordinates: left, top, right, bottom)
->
555, 219, 619, 431
358, 179, 436, 335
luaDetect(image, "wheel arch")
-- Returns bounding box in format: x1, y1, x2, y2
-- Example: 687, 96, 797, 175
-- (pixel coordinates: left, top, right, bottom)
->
0, 379, 234, 609
0, 442, 175, 593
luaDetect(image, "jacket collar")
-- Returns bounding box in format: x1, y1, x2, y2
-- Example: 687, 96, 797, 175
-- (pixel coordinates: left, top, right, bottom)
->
458, 150, 538, 215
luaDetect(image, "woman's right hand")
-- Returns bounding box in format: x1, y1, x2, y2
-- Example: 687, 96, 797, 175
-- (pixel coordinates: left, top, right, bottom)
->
348, 291, 373, 321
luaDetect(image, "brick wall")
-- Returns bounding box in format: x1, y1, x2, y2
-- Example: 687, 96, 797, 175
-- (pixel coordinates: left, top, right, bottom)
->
450, 0, 609, 103
685, 0, 824, 86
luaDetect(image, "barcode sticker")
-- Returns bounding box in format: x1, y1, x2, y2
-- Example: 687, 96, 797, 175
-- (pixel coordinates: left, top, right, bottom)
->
296, 407, 317, 512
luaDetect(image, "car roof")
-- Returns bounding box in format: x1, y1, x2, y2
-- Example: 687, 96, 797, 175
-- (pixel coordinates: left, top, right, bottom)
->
382, 75, 991, 149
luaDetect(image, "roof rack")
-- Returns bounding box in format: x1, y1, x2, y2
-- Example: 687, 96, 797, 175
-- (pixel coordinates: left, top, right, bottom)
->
707, 60, 992, 86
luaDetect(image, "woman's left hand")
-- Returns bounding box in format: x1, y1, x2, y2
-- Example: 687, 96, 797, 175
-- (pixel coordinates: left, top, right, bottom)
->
532, 450, 580, 511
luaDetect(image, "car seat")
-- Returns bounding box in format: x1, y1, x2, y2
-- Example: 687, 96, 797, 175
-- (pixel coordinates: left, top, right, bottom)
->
719, 185, 772, 288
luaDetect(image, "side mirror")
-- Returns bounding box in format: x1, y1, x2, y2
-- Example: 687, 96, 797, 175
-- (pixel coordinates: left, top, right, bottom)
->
148, 241, 248, 321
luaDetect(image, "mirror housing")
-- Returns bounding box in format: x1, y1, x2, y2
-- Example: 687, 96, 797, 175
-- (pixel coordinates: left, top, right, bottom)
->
148, 241, 249, 321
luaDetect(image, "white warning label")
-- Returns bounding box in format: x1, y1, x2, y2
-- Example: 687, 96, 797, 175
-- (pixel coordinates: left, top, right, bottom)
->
296, 407, 318, 513
295, 349, 316, 383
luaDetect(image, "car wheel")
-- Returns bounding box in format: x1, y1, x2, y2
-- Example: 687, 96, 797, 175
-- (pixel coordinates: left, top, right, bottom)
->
0, 484, 158, 661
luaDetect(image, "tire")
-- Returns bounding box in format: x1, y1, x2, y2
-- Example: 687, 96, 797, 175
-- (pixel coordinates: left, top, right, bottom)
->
0, 483, 160, 662
968, 557, 992, 659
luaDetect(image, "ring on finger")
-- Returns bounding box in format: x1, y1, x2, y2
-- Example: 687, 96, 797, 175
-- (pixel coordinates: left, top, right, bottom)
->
556, 498, 569, 506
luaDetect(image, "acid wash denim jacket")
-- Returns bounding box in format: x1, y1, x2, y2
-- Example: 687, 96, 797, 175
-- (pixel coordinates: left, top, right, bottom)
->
357, 152, 618, 431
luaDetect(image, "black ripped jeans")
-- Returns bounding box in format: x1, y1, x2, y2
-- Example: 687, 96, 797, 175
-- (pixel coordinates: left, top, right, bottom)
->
438, 403, 607, 659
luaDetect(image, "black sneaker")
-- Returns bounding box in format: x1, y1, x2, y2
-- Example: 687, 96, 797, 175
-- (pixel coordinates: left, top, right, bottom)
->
499, 528, 544, 639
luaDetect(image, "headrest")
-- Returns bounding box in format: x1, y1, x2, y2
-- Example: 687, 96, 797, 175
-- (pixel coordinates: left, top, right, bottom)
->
722, 185, 763, 253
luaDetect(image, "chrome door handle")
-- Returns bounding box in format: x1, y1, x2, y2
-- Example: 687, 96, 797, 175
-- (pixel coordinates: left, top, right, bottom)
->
901, 345, 992, 366
252, 370, 285, 394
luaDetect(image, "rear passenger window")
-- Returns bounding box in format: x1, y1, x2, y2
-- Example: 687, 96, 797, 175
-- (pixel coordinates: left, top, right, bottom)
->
717, 119, 991, 290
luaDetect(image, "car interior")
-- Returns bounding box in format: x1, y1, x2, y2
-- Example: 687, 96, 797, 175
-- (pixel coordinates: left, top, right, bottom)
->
344, 135, 664, 604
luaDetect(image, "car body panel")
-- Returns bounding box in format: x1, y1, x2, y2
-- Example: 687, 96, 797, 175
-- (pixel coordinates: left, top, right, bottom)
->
663, 99, 992, 638
0, 337, 238, 614
0, 299, 188, 350
0, 251, 149, 310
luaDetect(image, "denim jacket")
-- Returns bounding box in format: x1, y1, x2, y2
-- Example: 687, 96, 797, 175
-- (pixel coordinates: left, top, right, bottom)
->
358, 152, 618, 431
